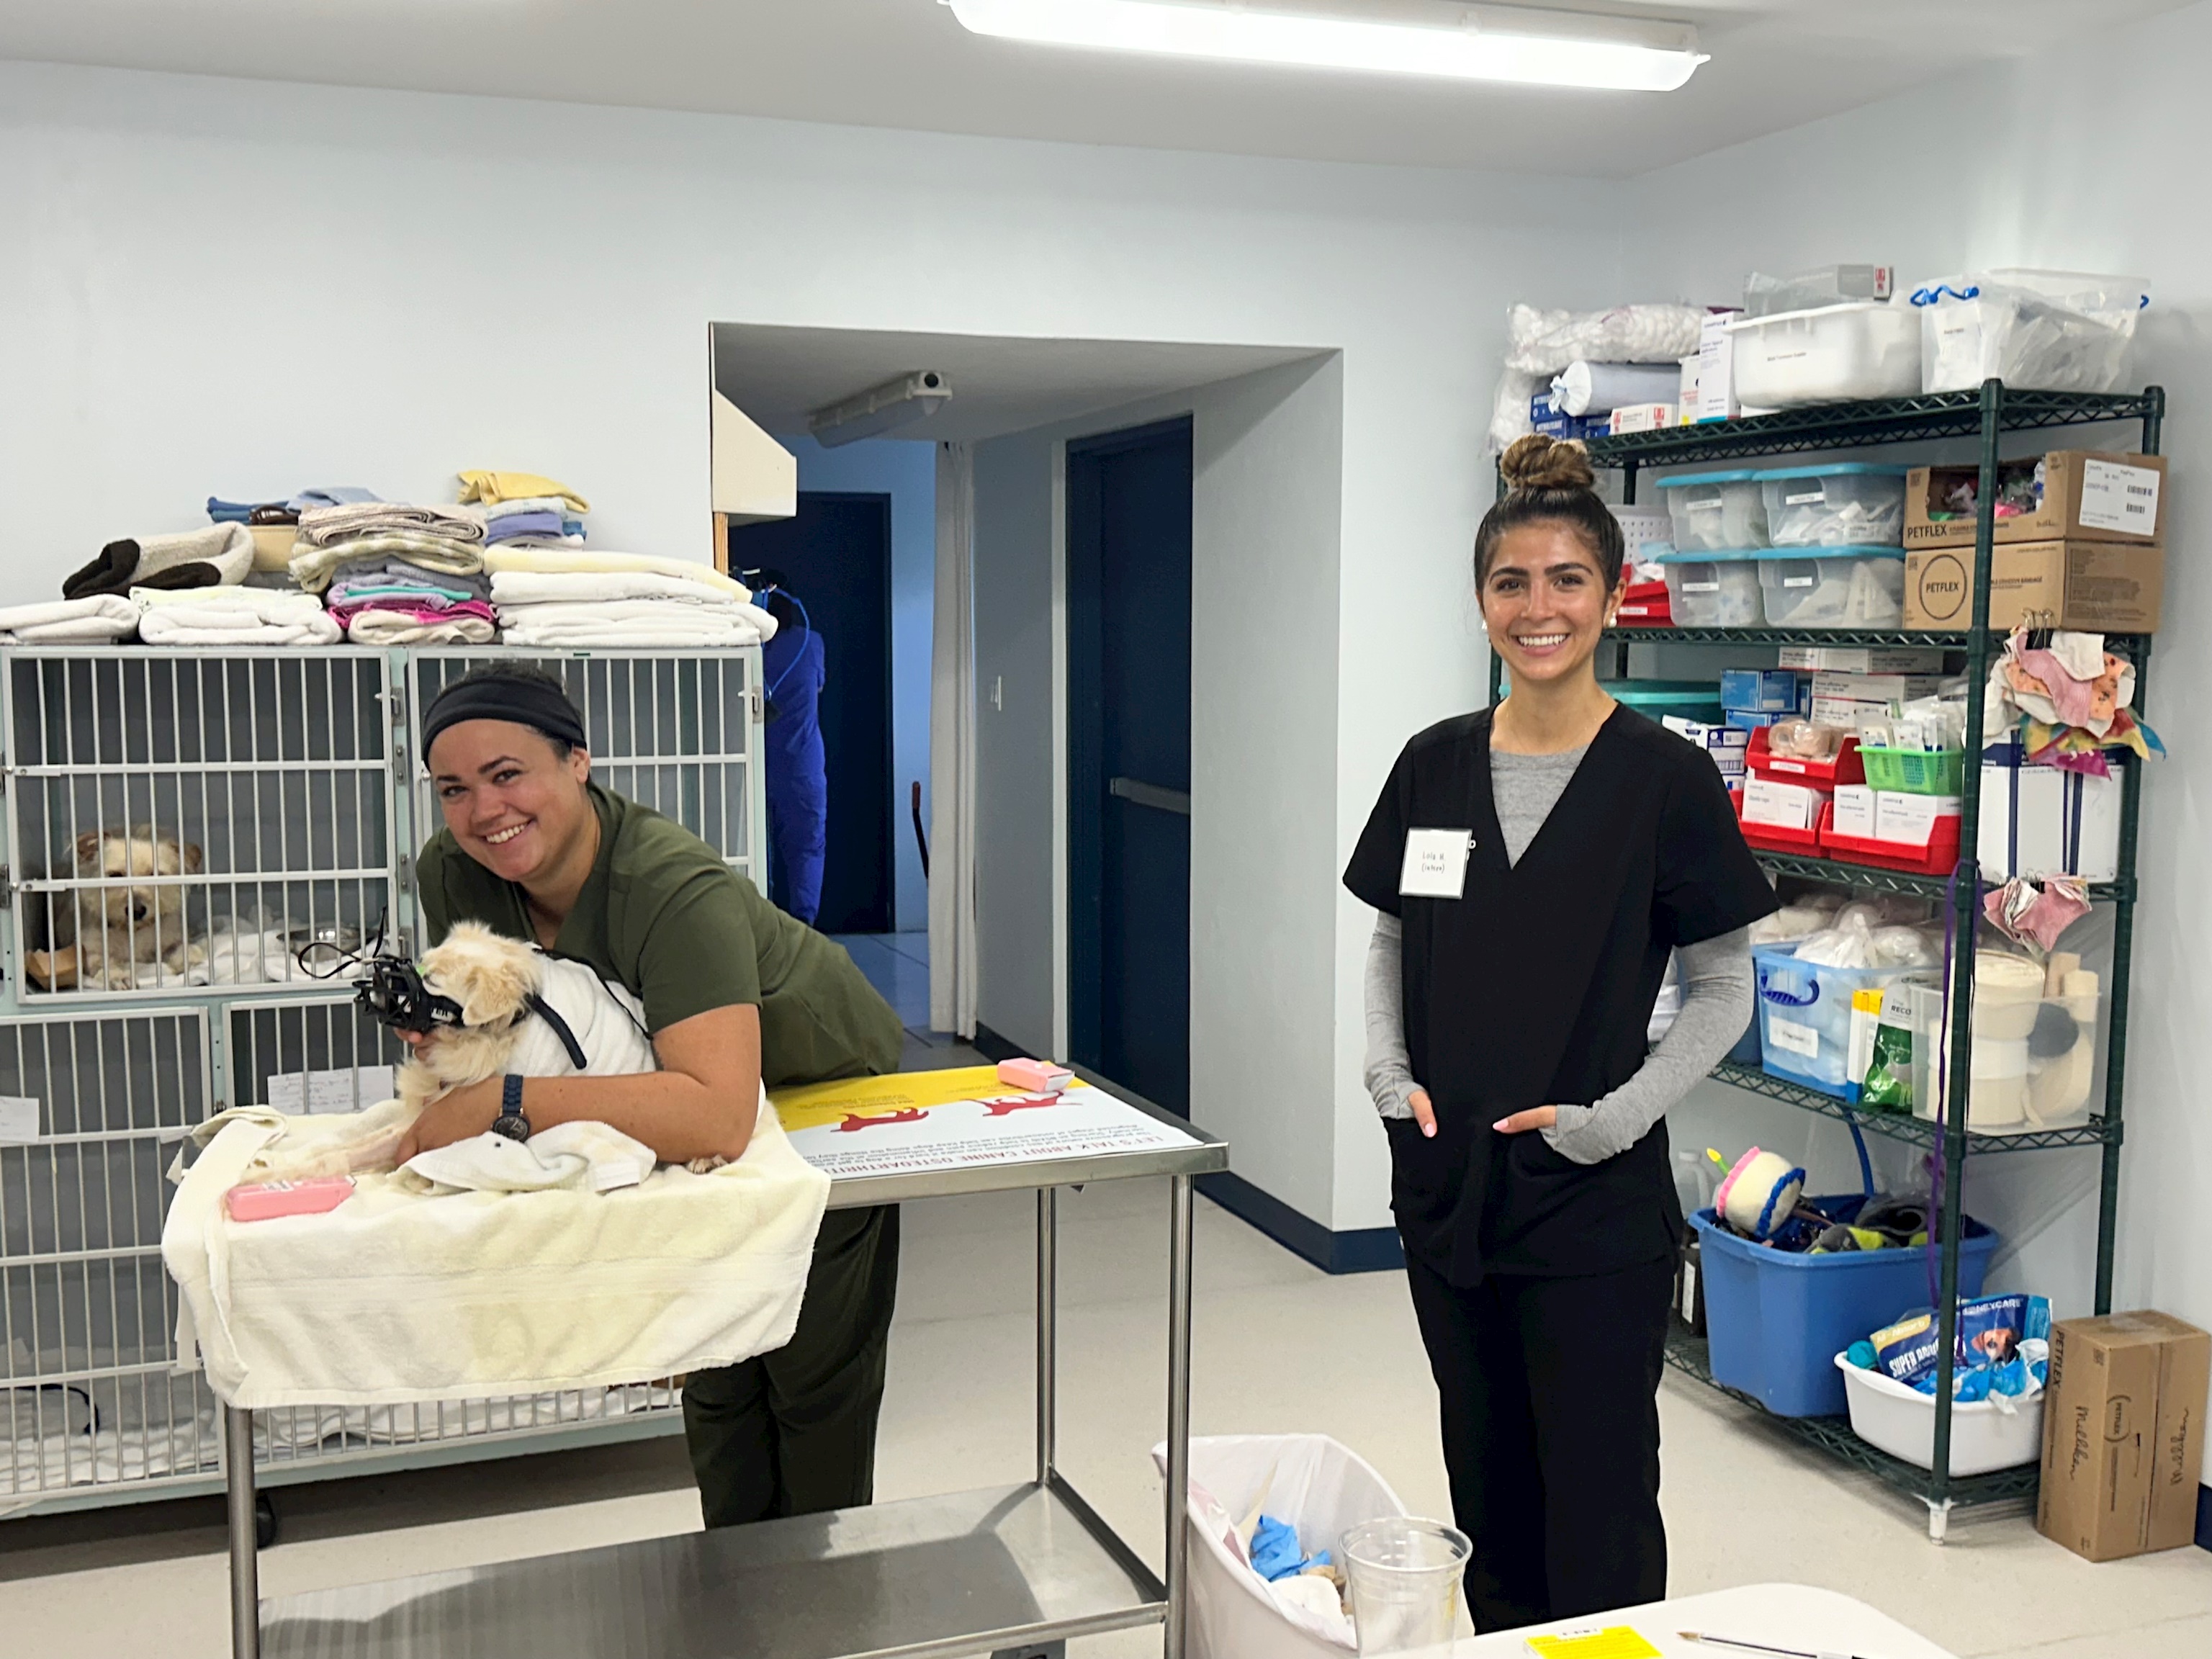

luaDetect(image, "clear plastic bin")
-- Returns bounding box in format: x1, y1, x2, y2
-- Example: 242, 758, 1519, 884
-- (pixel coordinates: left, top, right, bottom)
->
1759, 464, 1910, 547
1657, 469, 1768, 551
1753, 943, 1917, 1097
1658, 550, 1764, 627
1756, 547, 1906, 629
1726, 302, 1922, 407
1911, 269, 2150, 395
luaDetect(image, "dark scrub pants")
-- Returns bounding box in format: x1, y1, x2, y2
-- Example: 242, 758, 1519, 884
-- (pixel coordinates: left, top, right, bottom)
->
1344, 706, 1776, 1632
684, 1205, 901, 1525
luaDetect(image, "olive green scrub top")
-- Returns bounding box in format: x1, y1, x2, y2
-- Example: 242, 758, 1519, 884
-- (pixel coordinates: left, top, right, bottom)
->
415, 782, 902, 1087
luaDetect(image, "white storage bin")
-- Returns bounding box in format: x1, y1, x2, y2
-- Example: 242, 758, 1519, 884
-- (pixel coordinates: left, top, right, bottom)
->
1659, 550, 1764, 627
1658, 469, 1769, 552
1757, 547, 1906, 629
1912, 270, 2150, 395
1834, 1354, 2044, 1475
1727, 302, 1921, 408
1759, 464, 1910, 547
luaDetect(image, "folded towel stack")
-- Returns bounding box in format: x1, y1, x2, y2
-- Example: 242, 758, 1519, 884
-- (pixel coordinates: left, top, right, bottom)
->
210, 488, 381, 577
0, 595, 141, 644
66, 523, 255, 599
291, 504, 490, 644
135, 586, 341, 647
487, 550, 778, 647
460, 471, 591, 551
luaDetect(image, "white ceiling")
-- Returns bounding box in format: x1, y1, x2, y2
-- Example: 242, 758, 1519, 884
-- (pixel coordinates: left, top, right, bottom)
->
0, 0, 2187, 176
712, 323, 1325, 444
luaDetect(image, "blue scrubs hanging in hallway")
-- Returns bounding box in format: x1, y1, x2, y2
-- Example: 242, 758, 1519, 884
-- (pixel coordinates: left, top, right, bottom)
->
762, 603, 828, 926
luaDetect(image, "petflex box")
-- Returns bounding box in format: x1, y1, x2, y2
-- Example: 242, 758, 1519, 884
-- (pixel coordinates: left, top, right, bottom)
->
1905, 539, 2164, 634
1903, 451, 2167, 549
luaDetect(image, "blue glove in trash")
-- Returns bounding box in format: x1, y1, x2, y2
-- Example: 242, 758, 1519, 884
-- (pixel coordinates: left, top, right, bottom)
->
1249, 1516, 1317, 1581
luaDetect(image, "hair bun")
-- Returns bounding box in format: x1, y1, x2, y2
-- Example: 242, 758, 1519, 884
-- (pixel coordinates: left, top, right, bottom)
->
1500, 433, 1596, 493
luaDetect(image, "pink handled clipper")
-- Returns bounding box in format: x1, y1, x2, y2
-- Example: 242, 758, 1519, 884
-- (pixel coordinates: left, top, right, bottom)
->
225, 1176, 356, 1222
997, 1057, 1074, 1094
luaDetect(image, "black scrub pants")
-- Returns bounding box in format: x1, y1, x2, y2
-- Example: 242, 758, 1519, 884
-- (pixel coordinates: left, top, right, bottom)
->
682, 1204, 900, 1527
1403, 1251, 1675, 1633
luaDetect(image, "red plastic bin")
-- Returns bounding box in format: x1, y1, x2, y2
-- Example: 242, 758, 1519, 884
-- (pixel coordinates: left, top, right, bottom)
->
1732, 787, 1822, 855
1744, 727, 1865, 788
1818, 803, 1963, 876
1615, 579, 1673, 626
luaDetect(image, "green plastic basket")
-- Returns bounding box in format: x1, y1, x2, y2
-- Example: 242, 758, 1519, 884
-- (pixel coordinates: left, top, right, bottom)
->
1858, 745, 1964, 795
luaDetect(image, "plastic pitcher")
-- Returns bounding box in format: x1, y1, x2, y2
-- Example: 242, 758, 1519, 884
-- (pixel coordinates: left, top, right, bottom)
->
1341, 1516, 1469, 1653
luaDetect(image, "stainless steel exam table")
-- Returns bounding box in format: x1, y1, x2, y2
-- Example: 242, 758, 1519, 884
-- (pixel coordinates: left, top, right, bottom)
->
220, 1079, 1228, 1659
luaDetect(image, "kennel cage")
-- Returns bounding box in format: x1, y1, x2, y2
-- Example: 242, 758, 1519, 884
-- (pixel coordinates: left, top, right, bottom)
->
0, 644, 764, 1516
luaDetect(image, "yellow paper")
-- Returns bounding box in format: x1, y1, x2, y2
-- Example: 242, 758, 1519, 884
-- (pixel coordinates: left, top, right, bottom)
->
768, 1065, 1010, 1133
1523, 1627, 1663, 1659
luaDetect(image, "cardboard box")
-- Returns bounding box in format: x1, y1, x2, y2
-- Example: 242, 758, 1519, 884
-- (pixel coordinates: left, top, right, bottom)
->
1810, 672, 1944, 704
1779, 646, 1948, 675
1874, 792, 1961, 845
1903, 451, 2167, 549
1722, 709, 1787, 733
1905, 539, 2164, 634
2038, 1311, 2211, 1563
1663, 716, 1748, 777
1609, 403, 1676, 435
1979, 750, 2123, 883
1809, 696, 1889, 730
1831, 784, 1876, 838
1720, 668, 1801, 713
1696, 310, 1742, 423
1742, 775, 1826, 831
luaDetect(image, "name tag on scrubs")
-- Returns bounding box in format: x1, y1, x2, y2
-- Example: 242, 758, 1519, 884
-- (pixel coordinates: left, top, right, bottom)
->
1399, 829, 1475, 899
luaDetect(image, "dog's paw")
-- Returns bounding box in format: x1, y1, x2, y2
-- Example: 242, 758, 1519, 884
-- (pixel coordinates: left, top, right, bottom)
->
684, 1155, 731, 1175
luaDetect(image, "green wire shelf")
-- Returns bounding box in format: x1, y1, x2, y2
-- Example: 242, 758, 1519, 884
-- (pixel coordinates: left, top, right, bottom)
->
1707, 1061, 2117, 1153
1588, 388, 2160, 466
1750, 849, 2130, 903
1609, 627, 1970, 649
1663, 1329, 2042, 1511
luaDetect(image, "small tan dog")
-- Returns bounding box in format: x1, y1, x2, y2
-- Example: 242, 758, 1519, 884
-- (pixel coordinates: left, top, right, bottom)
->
397, 921, 659, 1115
56, 826, 204, 989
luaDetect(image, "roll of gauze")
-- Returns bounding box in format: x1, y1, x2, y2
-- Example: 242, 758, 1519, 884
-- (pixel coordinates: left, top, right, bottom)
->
1551, 359, 1685, 416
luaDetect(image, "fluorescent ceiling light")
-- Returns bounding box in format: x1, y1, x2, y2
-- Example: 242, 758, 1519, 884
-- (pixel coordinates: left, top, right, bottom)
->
809, 372, 954, 447
943, 0, 1705, 91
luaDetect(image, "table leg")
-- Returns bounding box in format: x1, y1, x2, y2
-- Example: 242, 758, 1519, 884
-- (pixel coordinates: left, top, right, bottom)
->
1164, 1174, 1193, 1659
225, 1405, 261, 1659
1037, 1185, 1058, 1485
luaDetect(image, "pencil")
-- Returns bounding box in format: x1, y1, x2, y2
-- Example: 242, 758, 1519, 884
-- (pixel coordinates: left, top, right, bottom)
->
1678, 1632, 1873, 1659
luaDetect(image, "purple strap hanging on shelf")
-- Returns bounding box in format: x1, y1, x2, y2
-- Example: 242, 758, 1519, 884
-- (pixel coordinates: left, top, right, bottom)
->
1928, 860, 1966, 1312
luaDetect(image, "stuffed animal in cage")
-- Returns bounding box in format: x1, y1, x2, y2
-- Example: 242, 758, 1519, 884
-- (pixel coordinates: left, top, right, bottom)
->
30, 826, 207, 991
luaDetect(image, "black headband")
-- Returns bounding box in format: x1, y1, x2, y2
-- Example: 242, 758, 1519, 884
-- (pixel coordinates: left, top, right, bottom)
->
421, 673, 589, 761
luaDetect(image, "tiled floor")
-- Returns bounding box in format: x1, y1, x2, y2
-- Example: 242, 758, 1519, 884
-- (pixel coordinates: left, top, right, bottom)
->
6, 1096, 2210, 1655
830, 930, 932, 1030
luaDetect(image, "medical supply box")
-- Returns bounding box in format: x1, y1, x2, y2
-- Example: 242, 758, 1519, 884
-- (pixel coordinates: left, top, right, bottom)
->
1903, 451, 2166, 549
1691, 1200, 1999, 1418
1719, 668, 1799, 713
2037, 1311, 2211, 1562
1904, 539, 2165, 634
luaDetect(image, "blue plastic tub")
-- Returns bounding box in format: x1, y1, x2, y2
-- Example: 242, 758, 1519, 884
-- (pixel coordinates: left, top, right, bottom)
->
1689, 1200, 2000, 1418
1753, 943, 1917, 1100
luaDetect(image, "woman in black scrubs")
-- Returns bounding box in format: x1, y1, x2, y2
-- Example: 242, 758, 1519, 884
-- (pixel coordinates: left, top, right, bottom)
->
1344, 436, 1777, 1632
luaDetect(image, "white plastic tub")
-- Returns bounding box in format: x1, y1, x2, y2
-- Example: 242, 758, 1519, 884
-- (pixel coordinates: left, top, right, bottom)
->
1756, 547, 1907, 629
1759, 465, 1910, 547
1835, 1353, 2044, 1475
1659, 550, 1764, 627
1912, 269, 2150, 394
1658, 469, 1768, 552
1727, 302, 1921, 407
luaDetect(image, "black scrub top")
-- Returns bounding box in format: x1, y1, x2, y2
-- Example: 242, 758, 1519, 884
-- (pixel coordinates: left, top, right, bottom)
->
1344, 705, 1776, 1287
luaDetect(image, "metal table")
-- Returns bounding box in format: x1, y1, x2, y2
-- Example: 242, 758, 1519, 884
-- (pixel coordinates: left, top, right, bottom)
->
219, 1077, 1228, 1659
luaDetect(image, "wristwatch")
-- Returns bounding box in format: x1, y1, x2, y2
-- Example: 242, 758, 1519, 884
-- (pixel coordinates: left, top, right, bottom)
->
490, 1074, 531, 1142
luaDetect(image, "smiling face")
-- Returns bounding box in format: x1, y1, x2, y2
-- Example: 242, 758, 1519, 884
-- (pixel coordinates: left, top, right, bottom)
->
1478, 521, 1624, 692
427, 719, 594, 888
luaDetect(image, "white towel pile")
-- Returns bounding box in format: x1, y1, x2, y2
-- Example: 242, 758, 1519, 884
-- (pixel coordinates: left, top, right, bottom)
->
0, 595, 140, 644
135, 586, 341, 647
487, 549, 778, 647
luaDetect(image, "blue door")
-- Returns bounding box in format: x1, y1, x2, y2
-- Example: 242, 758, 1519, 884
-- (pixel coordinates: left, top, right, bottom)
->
1067, 418, 1192, 1116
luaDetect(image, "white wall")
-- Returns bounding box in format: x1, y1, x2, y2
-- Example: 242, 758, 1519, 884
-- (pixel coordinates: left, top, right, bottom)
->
1636, 0, 2212, 1473
0, 57, 1626, 1238
968, 355, 1347, 1220
783, 436, 935, 934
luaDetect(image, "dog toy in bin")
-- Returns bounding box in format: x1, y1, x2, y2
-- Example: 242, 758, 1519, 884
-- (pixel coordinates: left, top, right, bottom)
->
1709, 1146, 1805, 1243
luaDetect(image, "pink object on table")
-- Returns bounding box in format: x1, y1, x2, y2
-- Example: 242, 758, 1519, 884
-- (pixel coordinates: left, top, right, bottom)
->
997, 1057, 1074, 1094
225, 1176, 356, 1222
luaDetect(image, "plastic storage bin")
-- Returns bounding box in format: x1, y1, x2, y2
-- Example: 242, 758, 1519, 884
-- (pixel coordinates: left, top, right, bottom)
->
1753, 942, 1920, 1097
1912, 269, 2149, 395
1690, 1199, 2000, 1417
1604, 680, 1723, 724
1835, 1354, 2044, 1474
1760, 465, 1910, 547
1658, 470, 1769, 552
1727, 302, 1922, 407
1658, 549, 1763, 627
1756, 547, 1907, 629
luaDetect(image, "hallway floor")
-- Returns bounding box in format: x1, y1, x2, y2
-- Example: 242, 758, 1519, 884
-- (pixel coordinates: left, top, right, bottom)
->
831, 929, 932, 1030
